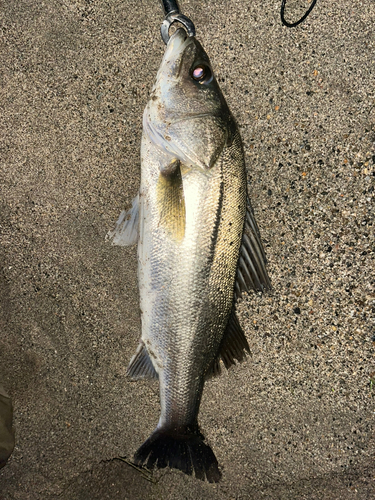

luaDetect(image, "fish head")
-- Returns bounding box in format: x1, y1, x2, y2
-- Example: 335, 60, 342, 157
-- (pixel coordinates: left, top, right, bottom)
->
144, 29, 236, 171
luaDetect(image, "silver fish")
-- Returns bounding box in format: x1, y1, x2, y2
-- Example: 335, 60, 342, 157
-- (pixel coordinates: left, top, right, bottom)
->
108, 28, 271, 482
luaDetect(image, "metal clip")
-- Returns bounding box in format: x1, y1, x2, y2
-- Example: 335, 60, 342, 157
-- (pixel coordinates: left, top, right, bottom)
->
160, 0, 195, 44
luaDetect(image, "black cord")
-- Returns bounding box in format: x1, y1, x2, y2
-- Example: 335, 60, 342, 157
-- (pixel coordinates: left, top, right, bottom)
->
280, 0, 318, 28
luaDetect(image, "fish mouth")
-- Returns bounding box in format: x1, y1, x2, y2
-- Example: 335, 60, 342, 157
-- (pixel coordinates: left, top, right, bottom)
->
167, 27, 189, 53
154, 28, 193, 84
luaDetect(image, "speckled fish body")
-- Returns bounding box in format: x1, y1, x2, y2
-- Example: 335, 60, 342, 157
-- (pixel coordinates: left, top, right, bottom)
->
108, 28, 270, 482
138, 32, 247, 430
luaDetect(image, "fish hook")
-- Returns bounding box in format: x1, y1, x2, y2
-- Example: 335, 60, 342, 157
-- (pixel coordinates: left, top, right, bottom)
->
280, 0, 318, 28
159, 0, 196, 44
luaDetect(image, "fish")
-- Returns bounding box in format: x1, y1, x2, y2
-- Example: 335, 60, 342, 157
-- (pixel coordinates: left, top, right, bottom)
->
107, 28, 271, 482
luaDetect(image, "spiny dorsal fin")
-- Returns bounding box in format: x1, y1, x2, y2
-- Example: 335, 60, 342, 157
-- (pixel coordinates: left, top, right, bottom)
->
106, 194, 139, 246
156, 159, 186, 242
234, 197, 271, 300
127, 342, 158, 380
206, 309, 250, 379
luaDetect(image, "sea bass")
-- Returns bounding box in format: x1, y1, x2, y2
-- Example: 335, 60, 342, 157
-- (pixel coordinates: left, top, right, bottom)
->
108, 28, 271, 482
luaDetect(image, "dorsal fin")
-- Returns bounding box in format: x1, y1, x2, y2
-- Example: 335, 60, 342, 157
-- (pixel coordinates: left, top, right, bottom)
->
127, 342, 158, 380
106, 194, 139, 246
234, 197, 271, 300
206, 309, 250, 379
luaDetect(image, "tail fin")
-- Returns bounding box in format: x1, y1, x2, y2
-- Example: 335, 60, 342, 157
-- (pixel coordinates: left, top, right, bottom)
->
134, 426, 221, 482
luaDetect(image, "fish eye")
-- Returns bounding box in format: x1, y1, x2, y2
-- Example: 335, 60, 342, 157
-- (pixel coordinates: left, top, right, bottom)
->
191, 64, 213, 84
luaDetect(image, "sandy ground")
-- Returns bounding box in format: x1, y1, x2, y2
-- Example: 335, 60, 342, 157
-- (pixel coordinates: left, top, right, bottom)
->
0, 0, 374, 498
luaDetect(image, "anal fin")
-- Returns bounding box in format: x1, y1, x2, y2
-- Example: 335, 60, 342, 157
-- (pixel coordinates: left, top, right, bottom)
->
127, 342, 158, 380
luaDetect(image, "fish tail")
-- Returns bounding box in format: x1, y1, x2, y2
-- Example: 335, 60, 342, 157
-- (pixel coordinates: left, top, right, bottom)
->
134, 425, 221, 482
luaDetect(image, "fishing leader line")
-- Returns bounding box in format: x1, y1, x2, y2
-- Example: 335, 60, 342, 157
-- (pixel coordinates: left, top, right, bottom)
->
281, 0, 318, 28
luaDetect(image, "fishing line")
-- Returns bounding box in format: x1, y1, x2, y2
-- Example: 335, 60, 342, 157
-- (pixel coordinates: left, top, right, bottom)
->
159, 0, 318, 42
280, 0, 318, 28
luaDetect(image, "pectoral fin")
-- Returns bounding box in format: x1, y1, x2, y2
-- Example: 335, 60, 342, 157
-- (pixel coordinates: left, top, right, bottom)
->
106, 194, 139, 246
156, 159, 185, 242
234, 197, 271, 299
